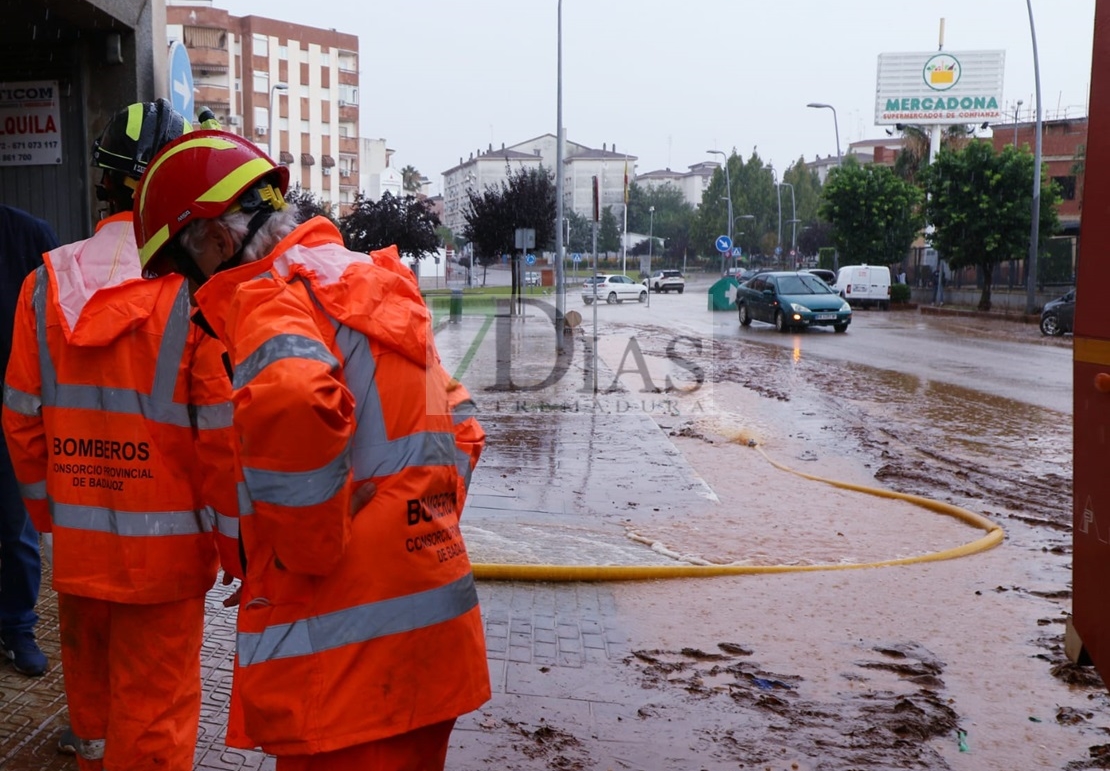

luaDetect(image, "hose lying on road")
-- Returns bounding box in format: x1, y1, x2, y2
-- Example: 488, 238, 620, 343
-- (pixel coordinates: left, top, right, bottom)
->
470, 442, 1004, 582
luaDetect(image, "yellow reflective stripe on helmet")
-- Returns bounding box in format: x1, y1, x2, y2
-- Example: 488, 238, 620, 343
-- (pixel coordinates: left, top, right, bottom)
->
126, 103, 143, 141
196, 157, 274, 204
139, 224, 171, 267
139, 136, 239, 214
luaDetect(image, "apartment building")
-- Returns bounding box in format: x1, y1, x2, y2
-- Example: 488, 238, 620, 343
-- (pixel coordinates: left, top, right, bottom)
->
442, 134, 638, 237
634, 161, 716, 207
166, 1, 359, 214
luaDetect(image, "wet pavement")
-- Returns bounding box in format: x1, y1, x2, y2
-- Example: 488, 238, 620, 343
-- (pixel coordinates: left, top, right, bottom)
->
0, 281, 1103, 770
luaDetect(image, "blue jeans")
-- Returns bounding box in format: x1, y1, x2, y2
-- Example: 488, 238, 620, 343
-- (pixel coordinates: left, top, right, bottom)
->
0, 441, 40, 635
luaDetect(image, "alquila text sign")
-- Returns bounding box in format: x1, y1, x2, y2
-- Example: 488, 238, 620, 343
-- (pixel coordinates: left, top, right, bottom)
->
875, 50, 1005, 125
0, 80, 62, 165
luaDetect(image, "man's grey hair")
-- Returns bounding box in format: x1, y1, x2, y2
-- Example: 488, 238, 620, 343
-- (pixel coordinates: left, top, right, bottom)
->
177, 207, 301, 266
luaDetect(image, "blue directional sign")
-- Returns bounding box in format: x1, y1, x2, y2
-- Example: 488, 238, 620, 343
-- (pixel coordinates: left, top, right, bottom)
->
525, 253, 536, 265
774, 246, 783, 256
168, 41, 195, 120
572, 253, 582, 264
715, 235, 733, 254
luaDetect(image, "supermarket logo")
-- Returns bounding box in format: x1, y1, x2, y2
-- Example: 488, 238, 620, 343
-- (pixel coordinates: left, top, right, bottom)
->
923, 54, 961, 91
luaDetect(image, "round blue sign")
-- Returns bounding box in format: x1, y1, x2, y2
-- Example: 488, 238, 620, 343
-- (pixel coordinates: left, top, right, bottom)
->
168, 42, 195, 120
525, 254, 536, 265
715, 235, 732, 254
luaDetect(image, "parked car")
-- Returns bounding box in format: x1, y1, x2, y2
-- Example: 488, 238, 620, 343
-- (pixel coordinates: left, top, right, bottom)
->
524, 271, 541, 286
1040, 289, 1076, 336
802, 268, 837, 286
736, 271, 852, 333
643, 269, 685, 293
582, 274, 648, 305
835, 264, 892, 309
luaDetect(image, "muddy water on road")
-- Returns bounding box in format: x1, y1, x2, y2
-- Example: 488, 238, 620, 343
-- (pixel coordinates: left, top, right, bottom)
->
457, 310, 1097, 771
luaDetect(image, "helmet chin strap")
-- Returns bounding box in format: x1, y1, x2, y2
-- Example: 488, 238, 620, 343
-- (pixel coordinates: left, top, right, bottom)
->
214, 208, 276, 276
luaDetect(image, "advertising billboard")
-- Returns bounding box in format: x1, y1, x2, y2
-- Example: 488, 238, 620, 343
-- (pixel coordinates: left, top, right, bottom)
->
875, 50, 1005, 125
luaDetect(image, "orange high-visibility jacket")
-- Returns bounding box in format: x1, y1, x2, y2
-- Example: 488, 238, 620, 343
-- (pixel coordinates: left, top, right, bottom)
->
192, 217, 490, 756
2, 212, 234, 602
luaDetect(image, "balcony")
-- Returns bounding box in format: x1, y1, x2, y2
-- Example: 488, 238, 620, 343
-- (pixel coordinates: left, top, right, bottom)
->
339, 137, 358, 155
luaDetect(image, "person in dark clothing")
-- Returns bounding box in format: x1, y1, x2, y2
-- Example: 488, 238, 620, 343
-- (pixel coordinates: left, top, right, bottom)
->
0, 204, 57, 676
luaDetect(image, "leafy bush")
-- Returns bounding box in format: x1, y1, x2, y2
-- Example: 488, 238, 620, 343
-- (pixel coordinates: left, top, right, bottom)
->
891, 283, 912, 304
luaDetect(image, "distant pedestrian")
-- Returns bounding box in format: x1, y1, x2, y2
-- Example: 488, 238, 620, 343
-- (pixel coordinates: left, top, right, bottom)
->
0, 204, 57, 678
133, 129, 490, 770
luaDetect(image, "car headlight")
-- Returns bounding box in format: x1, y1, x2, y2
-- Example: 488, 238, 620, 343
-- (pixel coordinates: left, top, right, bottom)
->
840, 302, 851, 312
790, 303, 811, 313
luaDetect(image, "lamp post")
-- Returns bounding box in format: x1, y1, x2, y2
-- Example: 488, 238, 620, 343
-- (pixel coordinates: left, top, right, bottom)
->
1013, 99, 1024, 146
806, 102, 842, 167
646, 205, 655, 308
1025, 0, 1043, 315
707, 149, 731, 275
734, 213, 755, 270
268, 82, 288, 161
807, 102, 842, 271
555, 0, 565, 341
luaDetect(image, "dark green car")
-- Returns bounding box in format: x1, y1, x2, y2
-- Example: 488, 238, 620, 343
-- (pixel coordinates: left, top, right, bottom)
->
737, 271, 852, 333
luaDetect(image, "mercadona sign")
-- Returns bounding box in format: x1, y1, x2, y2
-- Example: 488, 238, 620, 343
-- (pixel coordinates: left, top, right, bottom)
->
874, 50, 1005, 125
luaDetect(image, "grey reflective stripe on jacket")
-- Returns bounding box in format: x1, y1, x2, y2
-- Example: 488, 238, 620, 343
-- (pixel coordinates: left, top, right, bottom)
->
53, 502, 213, 536
232, 291, 455, 510
17, 272, 209, 538
32, 270, 194, 428
237, 572, 480, 666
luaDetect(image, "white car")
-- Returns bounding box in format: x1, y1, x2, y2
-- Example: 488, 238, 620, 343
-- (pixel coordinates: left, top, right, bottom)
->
643, 269, 685, 293
582, 274, 647, 305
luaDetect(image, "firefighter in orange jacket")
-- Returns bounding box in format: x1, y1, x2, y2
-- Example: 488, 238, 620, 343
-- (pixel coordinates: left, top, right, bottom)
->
1, 101, 237, 770
133, 130, 490, 770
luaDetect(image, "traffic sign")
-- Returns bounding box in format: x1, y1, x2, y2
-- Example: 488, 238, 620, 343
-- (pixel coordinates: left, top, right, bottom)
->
525, 254, 536, 265
572, 253, 582, 264
774, 246, 783, 256
715, 235, 733, 254
789, 249, 796, 257
731, 247, 742, 258
168, 41, 195, 120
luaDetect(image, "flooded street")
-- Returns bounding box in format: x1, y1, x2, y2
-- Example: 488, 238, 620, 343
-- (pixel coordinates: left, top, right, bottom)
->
443, 277, 1102, 771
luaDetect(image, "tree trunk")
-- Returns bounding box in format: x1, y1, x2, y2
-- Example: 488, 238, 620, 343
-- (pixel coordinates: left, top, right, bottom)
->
978, 267, 993, 312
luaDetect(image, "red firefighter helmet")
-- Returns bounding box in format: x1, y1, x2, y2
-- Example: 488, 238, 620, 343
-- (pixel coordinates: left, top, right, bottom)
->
133, 129, 289, 271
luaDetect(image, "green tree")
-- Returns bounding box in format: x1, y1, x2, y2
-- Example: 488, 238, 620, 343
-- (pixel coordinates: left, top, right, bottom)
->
339, 192, 440, 259
693, 150, 779, 264
401, 164, 423, 194
626, 181, 695, 269
819, 158, 924, 269
461, 165, 556, 288
922, 141, 1061, 311
598, 206, 620, 255
285, 187, 337, 227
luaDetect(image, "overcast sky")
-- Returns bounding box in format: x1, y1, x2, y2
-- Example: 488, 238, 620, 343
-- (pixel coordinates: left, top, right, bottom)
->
217, 0, 1096, 194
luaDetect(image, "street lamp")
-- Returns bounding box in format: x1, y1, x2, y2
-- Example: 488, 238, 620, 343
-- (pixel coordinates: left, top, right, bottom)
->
733, 214, 755, 270
1025, 0, 1044, 315
1013, 99, 1024, 146
268, 82, 288, 161
706, 149, 732, 275
807, 102, 842, 271
647, 205, 655, 308
806, 102, 842, 167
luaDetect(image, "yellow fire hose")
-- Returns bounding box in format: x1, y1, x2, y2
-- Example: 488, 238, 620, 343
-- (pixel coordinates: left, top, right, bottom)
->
470, 442, 1004, 582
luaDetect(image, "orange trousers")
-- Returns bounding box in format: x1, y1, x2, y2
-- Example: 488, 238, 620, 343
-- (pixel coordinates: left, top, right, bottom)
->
58, 593, 205, 771
274, 719, 456, 771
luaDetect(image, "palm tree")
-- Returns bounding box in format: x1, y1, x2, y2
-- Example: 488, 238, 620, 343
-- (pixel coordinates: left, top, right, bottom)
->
892, 125, 976, 185
401, 165, 422, 194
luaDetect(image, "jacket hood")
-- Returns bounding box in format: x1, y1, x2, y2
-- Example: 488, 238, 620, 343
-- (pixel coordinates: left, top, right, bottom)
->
195, 217, 433, 369
46, 213, 185, 347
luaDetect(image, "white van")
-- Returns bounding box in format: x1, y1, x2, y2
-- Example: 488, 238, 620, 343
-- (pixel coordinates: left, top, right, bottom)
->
835, 264, 891, 309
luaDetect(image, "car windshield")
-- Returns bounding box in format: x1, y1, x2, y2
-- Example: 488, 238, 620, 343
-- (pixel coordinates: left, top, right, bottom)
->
777, 275, 835, 295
